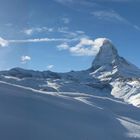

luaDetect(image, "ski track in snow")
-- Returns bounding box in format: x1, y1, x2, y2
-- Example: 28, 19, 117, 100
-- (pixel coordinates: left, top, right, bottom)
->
117, 116, 140, 139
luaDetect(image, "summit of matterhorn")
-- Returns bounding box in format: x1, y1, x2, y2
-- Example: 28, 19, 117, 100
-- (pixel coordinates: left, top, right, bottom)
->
91, 38, 140, 80
92, 38, 119, 69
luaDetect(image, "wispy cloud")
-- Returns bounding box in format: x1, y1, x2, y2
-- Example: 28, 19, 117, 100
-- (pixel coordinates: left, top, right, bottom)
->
47, 65, 54, 70
91, 10, 127, 23
54, 0, 98, 7
57, 42, 69, 50
55, 0, 140, 32
24, 29, 33, 35
134, 25, 140, 31
1, 29, 109, 57
0, 37, 74, 47
54, 0, 139, 5
9, 38, 70, 44
57, 27, 86, 38
0, 37, 9, 47
0, 27, 87, 47
54, 0, 74, 4
21, 55, 31, 64
62, 17, 70, 24
23, 26, 86, 39
23, 27, 54, 35
96, 0, 138, 2
91, 10, 140, 32
54, 0, 99, 12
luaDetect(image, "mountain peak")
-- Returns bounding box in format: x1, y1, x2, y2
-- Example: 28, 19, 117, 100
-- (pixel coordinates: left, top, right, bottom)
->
92, 38, 118, 69
90, 38, 140, 79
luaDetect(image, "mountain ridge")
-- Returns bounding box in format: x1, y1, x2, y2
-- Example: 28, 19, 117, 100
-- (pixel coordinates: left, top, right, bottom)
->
0, 38, 140, 107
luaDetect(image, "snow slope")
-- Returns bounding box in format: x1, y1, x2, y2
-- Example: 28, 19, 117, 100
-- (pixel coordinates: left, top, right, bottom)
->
1, 81, 140, 140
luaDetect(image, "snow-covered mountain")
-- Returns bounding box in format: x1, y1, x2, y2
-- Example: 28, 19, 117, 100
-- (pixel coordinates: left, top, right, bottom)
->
90, 38, 140, 107
0, 38, 140, 107
1, 38, 140, 140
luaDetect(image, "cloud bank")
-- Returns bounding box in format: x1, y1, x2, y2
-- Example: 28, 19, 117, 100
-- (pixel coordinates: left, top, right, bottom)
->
57, 38, 110, 56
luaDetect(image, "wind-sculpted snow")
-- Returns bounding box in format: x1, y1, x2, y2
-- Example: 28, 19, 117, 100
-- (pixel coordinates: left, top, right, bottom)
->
0, 38, 140, 108
0, 81, 140, 140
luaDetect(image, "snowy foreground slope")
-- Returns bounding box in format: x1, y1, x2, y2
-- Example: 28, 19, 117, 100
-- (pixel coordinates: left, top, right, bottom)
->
1, 81, 140, 140
0, 38, 140, 107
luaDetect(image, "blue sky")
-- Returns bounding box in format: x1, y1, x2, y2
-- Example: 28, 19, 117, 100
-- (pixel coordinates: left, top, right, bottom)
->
0, 0, 140, 72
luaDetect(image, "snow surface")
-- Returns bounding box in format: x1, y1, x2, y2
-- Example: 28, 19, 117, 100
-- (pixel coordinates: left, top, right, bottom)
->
1, 81, 140, 140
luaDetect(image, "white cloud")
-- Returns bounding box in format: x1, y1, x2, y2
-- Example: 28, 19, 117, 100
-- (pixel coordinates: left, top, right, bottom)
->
62, 18, 70, 24
9, 38, 69, 43
21, 55, 31, 63
76, 30, 85, 34
57, 27, 86, 39
57, 42, 69, 50
69, 38, 98, 56
0, 34, 84, 47
91, 10, 127, 23
58, 27, 77, 38
23, 27, 54, 35
47, 65, 54, 70
24, 29, 33, 35
58, 38, 110, 56
57, 27, 69, 33
0, 37, 71, 47
0, 37, 9, 47
22, 27, 86, 43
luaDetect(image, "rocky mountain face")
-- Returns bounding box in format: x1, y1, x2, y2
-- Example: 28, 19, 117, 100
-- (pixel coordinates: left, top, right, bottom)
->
90, 38, 140, 107
0, 38, 140, 107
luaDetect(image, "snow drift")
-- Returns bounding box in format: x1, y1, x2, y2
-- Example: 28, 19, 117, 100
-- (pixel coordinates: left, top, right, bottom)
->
0, 81, 140, 140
